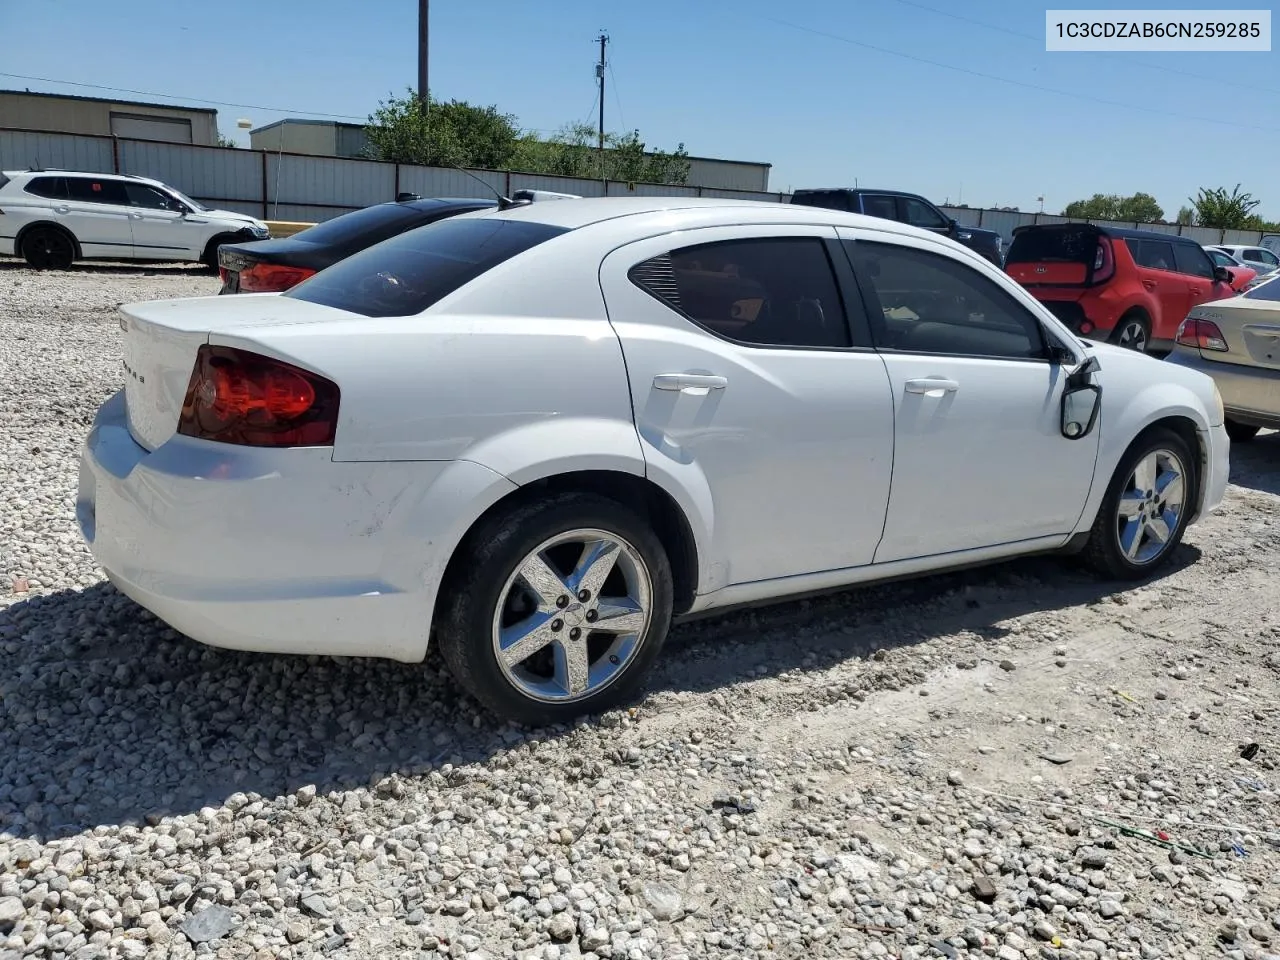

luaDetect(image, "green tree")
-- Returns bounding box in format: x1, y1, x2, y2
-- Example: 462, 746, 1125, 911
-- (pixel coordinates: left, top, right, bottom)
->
364, 89, 521, 169
510, 122, 690, 185
1115, 192, 1163, 222
215, 132, 238, 148
1189, 184, 1264, 230
1175, 205, 1195, 226
1062, 192, 1162, 222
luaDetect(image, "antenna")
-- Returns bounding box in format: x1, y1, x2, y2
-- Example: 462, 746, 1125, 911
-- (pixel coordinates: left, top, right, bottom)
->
442, 161, 521, 210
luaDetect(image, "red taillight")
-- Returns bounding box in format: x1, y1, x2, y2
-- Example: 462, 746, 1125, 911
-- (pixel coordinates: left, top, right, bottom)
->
1092, 239, 1115, 284
238, 262, 316, 293
218, 266, 229, 284
1175, 318, 1228, 352
177, 345, 340, 447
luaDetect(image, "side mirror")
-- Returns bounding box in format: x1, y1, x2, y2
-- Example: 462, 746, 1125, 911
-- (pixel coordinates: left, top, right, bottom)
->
169, 200, 188, 214
1214, 265, 1233, 284
1061, 384, 1101, 439
947, 217, 959, 231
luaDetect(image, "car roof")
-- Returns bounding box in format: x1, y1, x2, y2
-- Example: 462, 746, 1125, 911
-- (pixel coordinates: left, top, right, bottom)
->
2, 168, 164, 186
400, 197, 497, 212
1014, 221, 1202, 246
791, 187, 918, 197
466, 195, 948, 240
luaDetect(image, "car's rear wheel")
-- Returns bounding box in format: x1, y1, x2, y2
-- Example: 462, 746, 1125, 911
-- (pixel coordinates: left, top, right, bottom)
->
1225, 420, 1261, 443
1081, 428, 1196, 580
21, 226, 75, 270
1110, 312, 1150, 353
437, 492, 674, 725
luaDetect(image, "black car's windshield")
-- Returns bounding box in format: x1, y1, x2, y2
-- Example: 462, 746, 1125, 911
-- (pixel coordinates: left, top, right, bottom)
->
286, 216, 570, 317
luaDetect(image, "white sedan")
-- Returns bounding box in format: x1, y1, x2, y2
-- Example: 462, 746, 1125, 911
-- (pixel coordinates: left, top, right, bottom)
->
77, 198, 1230, 724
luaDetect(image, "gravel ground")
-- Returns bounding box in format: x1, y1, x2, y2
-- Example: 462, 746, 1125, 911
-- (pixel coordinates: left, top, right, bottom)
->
1, 261, 1279, 960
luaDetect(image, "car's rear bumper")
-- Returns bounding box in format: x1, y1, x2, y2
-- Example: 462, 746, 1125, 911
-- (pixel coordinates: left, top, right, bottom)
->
76, 390, 507, 662
1165, 347, 1280, 429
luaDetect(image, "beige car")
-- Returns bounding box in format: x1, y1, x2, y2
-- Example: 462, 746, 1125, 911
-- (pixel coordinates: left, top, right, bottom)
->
1166, 274, 1280, 442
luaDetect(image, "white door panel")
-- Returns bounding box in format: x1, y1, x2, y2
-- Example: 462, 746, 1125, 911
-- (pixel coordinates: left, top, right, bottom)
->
64, 177, 134, 258
875, 355, 1096, 560
600, 224, 896, 587
835, 227, 1099, 563
123, 182, 200, 260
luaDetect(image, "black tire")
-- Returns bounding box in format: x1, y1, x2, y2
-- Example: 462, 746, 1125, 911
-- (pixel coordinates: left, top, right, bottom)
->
1108, 311, 1151, 353
201, 235, 237, 271
21, 226, 75, 270
436, 491, 674, 725
1081, 427, 1197, 580
1225, 420, 1261, 443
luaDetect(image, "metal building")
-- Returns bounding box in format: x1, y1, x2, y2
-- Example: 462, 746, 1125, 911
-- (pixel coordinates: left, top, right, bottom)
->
250, 118, 771, 191
0, 90, 219, 145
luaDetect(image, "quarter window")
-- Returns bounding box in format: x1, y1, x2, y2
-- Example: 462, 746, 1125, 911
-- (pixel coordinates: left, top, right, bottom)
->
629, 237, 852, 349
24, 176, 68, 200
847, 240, 1045, 360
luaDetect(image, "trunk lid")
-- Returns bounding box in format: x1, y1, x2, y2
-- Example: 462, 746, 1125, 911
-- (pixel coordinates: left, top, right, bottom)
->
1186, 297, 1280, 370
1005, 224, 1104, 287
119, 294, 354, 450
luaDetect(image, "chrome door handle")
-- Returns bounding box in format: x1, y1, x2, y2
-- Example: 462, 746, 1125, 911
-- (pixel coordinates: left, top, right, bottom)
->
653, 374, 728, 393
904, 377, 960, 396
130, 213, 144, 219
54, 205, 69, 214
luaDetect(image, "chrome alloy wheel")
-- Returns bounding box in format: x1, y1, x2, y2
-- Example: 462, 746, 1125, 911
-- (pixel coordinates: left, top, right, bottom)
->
1114, 319, 1149, 352
1115, 448, 1186, 565
492, 529, 653, 703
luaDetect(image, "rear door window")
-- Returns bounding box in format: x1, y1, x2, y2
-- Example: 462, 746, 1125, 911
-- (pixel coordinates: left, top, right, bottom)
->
286, 216, 569, 317
1172, 243, 1214, 280
792, 191, 852, 212
66, 177, 128, 205
1126, 238, 1176, 272
861, 194, 899, 220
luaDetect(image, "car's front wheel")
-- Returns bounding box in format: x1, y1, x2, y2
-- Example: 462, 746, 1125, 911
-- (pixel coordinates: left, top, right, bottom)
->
1081, 427, 1196, 580
437, 492, 674, 725
1110, 312, 1150, 353
21, 226, 75, 270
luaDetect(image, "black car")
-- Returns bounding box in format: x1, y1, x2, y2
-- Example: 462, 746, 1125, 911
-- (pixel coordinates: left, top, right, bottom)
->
216, 196, 498, 294
789, 187, 1005, 266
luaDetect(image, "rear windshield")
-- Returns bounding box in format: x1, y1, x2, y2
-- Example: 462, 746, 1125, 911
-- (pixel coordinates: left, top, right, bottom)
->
0, 174, 9, 191
286, 216, 570, 317
1244, 275, 1280, 301
295, 203, 429, 245
1006, 227, 1098, 264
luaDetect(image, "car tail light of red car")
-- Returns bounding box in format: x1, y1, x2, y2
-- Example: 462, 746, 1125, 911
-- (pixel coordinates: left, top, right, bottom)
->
1092, 238, 1115, 284
1175, 318, 1228, 352
238, 262, 318, 293
178, 345, 340, 447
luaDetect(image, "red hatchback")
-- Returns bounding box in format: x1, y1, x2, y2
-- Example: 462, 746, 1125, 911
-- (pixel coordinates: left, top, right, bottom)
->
1005, 224, 1236, 353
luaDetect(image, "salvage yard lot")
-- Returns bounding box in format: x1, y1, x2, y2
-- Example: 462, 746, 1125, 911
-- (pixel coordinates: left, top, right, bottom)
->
1, 262, 1279, 960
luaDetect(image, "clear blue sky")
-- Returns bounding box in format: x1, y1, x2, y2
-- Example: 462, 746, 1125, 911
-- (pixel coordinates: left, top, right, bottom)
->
2, 0, 1277, 219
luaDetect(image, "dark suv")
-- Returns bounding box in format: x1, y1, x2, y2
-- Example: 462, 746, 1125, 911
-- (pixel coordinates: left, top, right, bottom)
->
789, 188, 1004, 265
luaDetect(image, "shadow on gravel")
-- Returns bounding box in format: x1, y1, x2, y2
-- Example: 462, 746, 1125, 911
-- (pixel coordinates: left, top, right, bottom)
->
0, 258, 212, 277
0, 545, 1199, 842
1228, 430, 1280, 497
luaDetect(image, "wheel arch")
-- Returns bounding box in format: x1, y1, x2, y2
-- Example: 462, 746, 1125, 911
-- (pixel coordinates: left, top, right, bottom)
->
16, 220, 82, 260
435, 468, 704, 632
1079, 399, 1209, 535
201, 230, 251, 266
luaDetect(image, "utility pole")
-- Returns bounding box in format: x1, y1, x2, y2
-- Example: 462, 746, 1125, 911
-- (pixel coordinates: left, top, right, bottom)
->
417, 0, 429, 108
596, 31, 609, 185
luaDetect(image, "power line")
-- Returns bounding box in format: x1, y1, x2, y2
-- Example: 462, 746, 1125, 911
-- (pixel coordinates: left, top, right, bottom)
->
885, 0, 1280, 96
608, 60, 626, 132
761, 17, 1280, 134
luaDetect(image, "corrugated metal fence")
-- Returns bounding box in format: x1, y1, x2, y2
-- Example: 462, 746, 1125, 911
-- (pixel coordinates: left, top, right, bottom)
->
1, 127, 1271, 246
